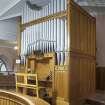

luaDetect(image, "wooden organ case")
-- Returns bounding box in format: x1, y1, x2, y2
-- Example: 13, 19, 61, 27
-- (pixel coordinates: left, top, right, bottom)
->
16, 0, 96, 105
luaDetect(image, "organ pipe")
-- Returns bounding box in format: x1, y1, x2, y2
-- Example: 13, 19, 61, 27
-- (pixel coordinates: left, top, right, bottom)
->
21, 0, 68, 65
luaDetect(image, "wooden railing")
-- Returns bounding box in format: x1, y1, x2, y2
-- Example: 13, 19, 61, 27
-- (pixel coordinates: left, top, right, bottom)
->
0, 75, 15, 88
0, 90, 50, 105
0, 71, 14, 75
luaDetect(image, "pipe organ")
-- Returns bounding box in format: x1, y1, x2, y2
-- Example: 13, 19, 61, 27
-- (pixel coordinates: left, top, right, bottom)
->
19, 0, 96, 105
21, 0, 68, 66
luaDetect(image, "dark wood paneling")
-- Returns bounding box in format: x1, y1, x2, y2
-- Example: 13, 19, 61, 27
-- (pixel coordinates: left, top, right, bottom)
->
0, 75, 15, 88
96, 67, 105, 90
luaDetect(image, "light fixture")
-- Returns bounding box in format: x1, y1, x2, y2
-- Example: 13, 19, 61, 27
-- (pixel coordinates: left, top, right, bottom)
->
16, 59, 20, 64
14, 46, 18, 50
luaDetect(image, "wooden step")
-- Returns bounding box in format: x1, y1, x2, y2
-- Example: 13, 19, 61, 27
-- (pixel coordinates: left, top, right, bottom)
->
86, 91, 105, 105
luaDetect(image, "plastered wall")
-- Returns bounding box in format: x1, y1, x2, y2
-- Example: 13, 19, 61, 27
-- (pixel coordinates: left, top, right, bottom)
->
96, 15, 105, 66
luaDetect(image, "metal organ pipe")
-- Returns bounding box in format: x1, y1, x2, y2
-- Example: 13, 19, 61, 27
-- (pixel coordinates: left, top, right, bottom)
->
64, 19, 68, 65
21, 4, 24, 64
44, 6, 47, 53
65, 0, 67, 10
40, 23, 42, 52
33, 11, 36, 51
57, 0, 61, 65
25, 4, 28, 55
51, 1, 54, 52
30, 8, 32, 54
49, 3, 51, 52
27, 5, 30, 55
42, 9, 45, 53
53, 0, 57, 63
23, 3, 28, 64
42, 23, 44, 53
21, 0, 68, 65
49, 4, 51, 52
46, 4, 48, 53
32, 9, 34, 54
29, 8, 32, 55
30, 8, 33, 54
38, 12, 40, 51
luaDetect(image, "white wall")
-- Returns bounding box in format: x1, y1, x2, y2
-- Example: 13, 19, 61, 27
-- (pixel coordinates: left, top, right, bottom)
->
96, 15, 105, 66
0, 18, 18, 41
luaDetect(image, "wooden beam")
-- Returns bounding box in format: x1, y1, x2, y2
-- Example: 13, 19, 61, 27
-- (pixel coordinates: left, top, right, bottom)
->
21, 11, 67, 31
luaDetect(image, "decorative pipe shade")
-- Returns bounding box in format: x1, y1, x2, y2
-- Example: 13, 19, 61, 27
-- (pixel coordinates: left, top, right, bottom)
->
30, 0, 51, 7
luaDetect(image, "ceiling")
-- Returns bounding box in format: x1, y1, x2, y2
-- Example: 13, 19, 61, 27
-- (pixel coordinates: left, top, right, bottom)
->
0, 0, 104, 20
75, 0, 105, 6
0, 0, 22, 18
75, 0, 105, 15
0, 0, 51, 20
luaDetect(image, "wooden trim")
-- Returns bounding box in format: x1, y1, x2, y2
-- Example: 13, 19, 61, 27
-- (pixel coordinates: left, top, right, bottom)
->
70, 49, 96, 58
0, 90, 50, 105
21, 11, 67, 31
70, 0, 95, 20
70, 51, 96, 60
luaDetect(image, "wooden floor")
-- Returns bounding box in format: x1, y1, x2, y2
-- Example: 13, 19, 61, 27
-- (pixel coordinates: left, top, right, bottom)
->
86, 90, 105, 105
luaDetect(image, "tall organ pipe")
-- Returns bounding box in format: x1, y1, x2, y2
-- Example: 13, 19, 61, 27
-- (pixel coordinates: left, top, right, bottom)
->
54, 18, 56, 52
65, 0, 67, 10
21, 4, 24, 64
27, 5, 30, 55
49, 3, 51, 52
26, 4, 28, 55
23, 3, 28, 64
43, 8, 45, 53
31, 8, 34, 53
45, 6, 48, 53
53, 0, 56, 62
57, 19, 60, 65
60, 0, 65, 65
42, 11, 44, 53
60, 19, 64, 65
46, 5, 49, 53
30, 8, 32, 54
48, 4, 50, 51
45, 13, 47, 52
21, 0, 68, 65
35, 11, 38, 51
30, 8, 33, 54
40, 23, 42, 51
33, 11, 36, 51
57, 0, 61, 65
64, 20, 68, 65
50, 1, 54, 52
41, 8, 43, 52
42, 22, 44, 53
